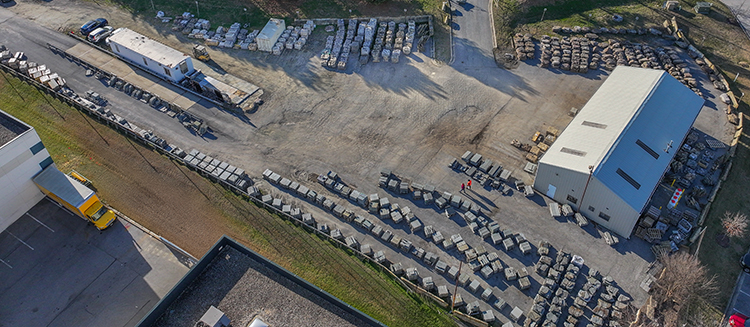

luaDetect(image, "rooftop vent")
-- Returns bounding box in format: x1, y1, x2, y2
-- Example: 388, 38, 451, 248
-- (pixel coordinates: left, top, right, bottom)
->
616, 168, 641, 190
249, 317, 270, 327
636, 139, 660, 159
581, 121, 607, 129
560, 147, 587, 157
197, 305, 230, 327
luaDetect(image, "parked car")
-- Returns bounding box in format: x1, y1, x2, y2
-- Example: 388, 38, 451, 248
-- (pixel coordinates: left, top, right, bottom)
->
730, 313, 749, 327
87, 26, 114, 43
80, 18, 108, 36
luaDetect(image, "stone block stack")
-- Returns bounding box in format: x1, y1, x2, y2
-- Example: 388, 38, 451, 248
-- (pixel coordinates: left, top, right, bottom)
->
514, 33, 535, 61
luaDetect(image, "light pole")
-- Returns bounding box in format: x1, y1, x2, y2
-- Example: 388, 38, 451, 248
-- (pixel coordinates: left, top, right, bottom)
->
578, 165, 594, 212
195, 1, 199, 16
541, 8, 547, 22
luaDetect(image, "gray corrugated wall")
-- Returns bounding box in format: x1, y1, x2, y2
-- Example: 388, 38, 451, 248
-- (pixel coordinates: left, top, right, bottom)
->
534, 163, 639, 238
578, 178, 639, 238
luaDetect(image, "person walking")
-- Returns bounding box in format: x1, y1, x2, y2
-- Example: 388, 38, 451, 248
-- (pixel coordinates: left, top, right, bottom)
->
461, 183, 465, 193
467, 179, 472, 190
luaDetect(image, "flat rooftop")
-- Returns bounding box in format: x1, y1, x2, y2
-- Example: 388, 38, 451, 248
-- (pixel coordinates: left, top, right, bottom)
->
0, 109, 30, 146
107, 28, 189, 68
142, 236, 385, 327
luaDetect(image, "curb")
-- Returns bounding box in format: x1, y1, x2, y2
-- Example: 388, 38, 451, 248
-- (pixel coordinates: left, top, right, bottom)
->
110, 207, 199, 265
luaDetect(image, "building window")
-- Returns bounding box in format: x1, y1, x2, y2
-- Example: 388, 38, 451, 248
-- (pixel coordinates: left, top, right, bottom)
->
599, 212, 611, 221
588, 206, 595, 212
30, 141, 45, 155
566, 194, 578, 204
143, 57, 148, 66
114, 44, 120, 52
179, 61, 188, 74
163, 67, 172, 77
39, 156, 53, 170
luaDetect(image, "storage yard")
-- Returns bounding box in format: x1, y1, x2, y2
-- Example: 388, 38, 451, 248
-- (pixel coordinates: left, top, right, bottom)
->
0, 0, 743, 325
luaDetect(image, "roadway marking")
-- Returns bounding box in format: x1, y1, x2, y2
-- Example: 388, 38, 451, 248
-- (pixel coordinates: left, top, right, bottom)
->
5, 231, 34, 251
26, 213, 55, 233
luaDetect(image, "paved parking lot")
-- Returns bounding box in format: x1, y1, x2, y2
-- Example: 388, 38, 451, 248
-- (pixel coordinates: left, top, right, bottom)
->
726, 271, 750, 324
0, 198, 192, 327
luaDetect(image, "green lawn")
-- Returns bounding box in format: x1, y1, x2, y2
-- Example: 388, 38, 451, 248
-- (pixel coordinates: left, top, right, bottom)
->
0, 70, 454, 327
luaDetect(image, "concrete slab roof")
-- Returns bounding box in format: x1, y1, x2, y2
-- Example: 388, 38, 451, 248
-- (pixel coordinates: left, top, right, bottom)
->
107, 28, 190, 68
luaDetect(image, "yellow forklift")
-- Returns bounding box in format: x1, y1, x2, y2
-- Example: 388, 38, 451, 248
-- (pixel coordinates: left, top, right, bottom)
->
192, 44, 210, 62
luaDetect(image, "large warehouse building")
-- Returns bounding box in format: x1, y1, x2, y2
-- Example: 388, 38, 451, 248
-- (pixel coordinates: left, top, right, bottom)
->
107, 28, 194, 83
533, 66, 704, 237
0, 109, 53, 232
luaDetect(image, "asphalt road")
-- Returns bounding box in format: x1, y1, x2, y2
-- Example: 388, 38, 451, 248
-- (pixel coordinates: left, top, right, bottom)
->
450, 0, 497, 68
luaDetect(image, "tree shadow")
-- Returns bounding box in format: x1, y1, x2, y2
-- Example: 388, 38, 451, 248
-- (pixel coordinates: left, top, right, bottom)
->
450, 37, 541, 102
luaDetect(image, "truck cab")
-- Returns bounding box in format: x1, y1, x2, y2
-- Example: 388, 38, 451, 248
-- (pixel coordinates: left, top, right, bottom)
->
82, 199, 117, 230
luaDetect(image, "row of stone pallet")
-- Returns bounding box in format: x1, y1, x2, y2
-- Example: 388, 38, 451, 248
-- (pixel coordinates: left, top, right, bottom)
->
2, 46, 66, 91
260, 168, 517, 321
271, 168, 543, 323
529, 251, 631, 327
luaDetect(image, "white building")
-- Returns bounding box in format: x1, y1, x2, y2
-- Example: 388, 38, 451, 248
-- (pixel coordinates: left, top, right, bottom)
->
0, 109, 53, 232
107, 28, 194, 83
257, 18, 285, 52
533, 66, 704, 237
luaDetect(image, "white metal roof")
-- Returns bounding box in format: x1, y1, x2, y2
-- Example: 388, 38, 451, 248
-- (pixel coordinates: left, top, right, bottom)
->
107, 28, 189, 68
539, 66, 704, 210
257, 18, 285, 40
33, 165, 94, 208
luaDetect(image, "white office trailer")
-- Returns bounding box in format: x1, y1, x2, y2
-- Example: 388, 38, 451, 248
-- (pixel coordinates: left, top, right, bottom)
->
0, 109, 53, 232
107, 28, 195, 83
257, 18, 286, 52
533, 66, 705, 237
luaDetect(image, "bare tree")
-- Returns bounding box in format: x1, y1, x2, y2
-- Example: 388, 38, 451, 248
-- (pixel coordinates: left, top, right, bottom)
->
722, 211, 748, 238
644, 252, 718, 326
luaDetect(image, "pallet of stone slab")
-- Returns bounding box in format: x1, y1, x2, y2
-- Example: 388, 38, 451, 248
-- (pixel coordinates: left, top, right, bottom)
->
549, 202, 561, 218
574, 213, 589, 227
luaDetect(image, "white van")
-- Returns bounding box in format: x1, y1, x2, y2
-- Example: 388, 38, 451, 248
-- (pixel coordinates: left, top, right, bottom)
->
87, 26, 114, 43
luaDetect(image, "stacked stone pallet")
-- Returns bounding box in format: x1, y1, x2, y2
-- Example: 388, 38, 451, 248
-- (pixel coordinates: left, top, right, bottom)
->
514, 33, 535, 61
404, 21, 416, 55
600, 42, 703, 97
371, 21, 387, 62
324, 19, 346, 67
359, 18, 377, 64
